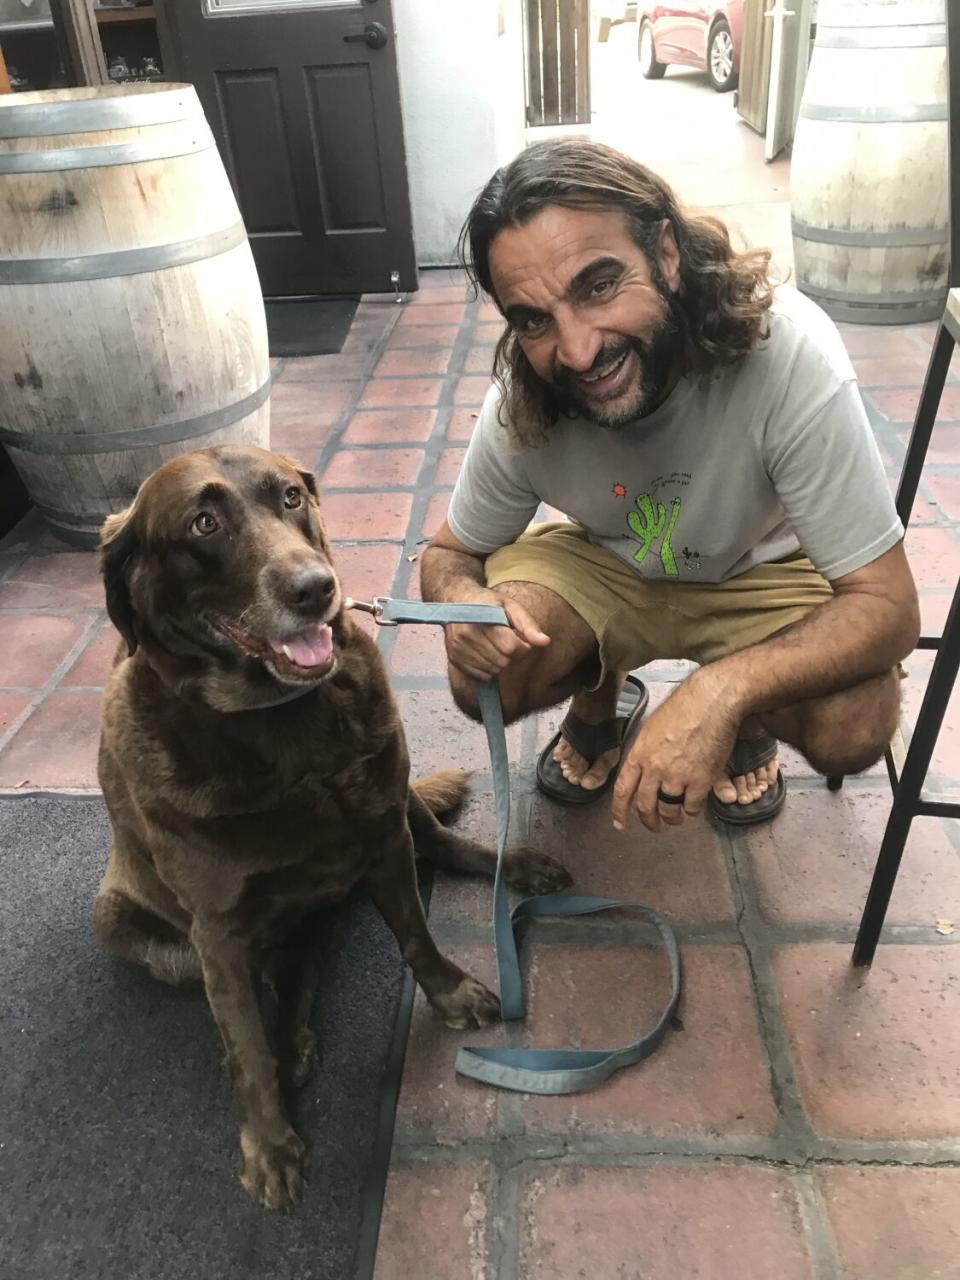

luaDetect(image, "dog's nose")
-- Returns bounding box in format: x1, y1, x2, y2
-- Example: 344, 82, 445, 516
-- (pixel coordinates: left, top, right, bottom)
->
286, 565, 336, 615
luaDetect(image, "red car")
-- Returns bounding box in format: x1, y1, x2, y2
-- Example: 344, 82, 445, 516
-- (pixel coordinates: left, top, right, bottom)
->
637, 3, 744, 92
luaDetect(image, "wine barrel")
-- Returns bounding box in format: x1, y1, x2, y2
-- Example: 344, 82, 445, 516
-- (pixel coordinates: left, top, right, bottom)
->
0, 83, 270, 547
790, 0, 948, 325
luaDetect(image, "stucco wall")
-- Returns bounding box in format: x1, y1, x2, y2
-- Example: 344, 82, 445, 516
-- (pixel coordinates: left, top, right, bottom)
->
393, 0, 526, 266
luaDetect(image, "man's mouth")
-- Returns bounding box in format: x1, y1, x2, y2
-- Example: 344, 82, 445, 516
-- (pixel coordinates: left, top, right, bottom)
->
576, 349, 633, 399
210, 616, 336, 683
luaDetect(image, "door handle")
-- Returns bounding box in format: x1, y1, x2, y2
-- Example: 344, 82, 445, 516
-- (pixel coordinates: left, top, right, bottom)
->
343, 21, 388, 50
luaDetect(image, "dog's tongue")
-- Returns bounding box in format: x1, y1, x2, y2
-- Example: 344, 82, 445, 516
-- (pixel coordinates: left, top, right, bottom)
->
272, 623, 333, 669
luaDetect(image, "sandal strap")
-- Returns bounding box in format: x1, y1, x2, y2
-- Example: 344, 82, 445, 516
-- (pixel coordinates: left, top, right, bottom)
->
559, 710, 623, 762
725, 734, 778, 778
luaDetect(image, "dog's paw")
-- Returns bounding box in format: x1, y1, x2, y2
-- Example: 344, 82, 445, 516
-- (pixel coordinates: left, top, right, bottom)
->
504, 845, 573, 895
430, 972, 501, 1030
239, 1125, 306, 1210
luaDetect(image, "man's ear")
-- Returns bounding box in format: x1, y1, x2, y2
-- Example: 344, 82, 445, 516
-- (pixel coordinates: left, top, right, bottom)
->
98, 504, 140, 656
658, 219, 681, 293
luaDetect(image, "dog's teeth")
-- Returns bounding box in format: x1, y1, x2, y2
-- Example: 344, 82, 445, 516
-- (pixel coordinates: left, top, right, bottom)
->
282, 644, 294, 660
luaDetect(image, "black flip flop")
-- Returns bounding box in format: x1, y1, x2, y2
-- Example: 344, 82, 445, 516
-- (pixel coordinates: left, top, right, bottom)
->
536, 675, 649, 806
708, 734, 787, 827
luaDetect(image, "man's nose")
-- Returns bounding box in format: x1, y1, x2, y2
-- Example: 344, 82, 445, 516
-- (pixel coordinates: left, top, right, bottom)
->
554, 307, 602, 373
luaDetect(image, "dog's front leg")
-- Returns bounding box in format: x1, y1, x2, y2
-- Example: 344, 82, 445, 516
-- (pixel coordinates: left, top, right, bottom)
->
191, 920, 305, 1209
364, 827, 500, 1030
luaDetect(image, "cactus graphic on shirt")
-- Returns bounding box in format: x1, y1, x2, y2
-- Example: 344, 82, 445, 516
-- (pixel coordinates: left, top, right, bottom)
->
626, 493, 682, 576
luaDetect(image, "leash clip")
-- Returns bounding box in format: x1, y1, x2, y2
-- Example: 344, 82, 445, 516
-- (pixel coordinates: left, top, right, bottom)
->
346, 596, 398, 626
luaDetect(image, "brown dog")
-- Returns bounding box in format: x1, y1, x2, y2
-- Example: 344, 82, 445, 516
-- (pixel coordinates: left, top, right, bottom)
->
93, 444, 570, 1209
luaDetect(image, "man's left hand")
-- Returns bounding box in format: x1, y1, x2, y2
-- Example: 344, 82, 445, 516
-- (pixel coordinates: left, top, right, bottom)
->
611, 674, 739, 832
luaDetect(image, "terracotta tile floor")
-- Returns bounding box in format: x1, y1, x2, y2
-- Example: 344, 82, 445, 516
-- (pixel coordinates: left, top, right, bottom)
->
3, 273, 960, 1277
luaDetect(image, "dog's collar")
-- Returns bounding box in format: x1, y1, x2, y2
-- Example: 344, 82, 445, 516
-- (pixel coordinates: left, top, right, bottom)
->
220, 682, 318, 713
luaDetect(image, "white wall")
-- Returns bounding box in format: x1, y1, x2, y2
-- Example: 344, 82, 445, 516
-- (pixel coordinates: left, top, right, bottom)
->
393, 0, 526, 266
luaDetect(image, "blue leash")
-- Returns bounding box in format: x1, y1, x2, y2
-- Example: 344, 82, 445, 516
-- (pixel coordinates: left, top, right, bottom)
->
354, 596, 682, 1096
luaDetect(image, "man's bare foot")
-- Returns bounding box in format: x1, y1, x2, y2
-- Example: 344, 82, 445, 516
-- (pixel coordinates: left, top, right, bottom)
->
712, 753, 781, 807
552, 677, 624, 791
712, 718, 780, 808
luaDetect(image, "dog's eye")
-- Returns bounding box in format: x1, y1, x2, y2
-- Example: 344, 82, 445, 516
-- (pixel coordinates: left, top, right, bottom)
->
191, 512, 219, 536
284, 486, 302, 510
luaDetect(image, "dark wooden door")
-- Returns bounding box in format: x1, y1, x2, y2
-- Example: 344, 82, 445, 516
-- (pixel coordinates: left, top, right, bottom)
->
156, 0, 416, 297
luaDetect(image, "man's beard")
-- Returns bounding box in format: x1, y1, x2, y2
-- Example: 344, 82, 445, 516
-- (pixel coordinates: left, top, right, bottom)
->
553, 283, 686, 429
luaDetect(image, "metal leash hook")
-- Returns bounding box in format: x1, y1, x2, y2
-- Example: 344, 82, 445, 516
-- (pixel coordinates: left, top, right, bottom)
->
343, 596, 398, 626
344, 594, 682, 1095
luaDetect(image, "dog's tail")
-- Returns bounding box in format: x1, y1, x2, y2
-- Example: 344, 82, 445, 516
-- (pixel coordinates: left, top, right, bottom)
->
412, 768, 472, 817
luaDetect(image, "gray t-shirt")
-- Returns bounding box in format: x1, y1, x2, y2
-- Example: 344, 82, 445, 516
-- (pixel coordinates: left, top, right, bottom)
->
447, 285, 903, 584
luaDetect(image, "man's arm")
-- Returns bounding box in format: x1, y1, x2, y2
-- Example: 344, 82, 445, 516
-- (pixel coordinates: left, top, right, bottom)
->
421, 521, 550, 680
706, 539, 919, 718
611, 541, 919, 829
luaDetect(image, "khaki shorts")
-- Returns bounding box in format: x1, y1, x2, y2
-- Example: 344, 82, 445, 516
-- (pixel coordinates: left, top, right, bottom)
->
485, 522, 833, 685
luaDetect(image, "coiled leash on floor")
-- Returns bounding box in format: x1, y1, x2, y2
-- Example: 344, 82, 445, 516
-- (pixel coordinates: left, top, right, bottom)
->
349, 596, 682, 1096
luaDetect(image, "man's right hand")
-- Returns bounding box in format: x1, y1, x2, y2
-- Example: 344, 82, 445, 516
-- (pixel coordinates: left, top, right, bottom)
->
443, 589, 551, 681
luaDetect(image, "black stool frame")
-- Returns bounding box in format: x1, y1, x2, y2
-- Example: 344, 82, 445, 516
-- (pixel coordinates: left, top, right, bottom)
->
846, 3, 960, 966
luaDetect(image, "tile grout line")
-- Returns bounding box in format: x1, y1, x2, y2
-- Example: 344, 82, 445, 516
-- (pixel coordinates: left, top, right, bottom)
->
721, 822, 818, 1159
792, 1169, 844, 1280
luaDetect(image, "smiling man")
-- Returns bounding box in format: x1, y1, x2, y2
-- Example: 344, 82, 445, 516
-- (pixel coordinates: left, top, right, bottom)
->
419, 139, 919, 832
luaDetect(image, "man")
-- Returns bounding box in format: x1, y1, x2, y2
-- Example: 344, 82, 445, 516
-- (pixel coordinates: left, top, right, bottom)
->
420, 139, 919, 833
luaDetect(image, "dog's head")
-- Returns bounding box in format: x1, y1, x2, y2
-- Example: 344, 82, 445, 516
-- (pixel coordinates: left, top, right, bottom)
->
100, 445, 347, 706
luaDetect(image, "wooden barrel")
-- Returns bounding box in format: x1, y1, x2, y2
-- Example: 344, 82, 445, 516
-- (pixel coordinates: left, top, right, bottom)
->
0, 83, 269, 547
790, 0, 948, 325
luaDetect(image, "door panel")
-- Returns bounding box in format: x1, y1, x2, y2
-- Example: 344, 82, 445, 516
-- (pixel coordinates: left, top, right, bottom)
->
214, 70, 301, 233
305, 63, 386, 229
156, 0, 417, 296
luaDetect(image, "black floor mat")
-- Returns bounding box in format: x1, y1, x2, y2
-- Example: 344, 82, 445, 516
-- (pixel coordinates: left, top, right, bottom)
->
266, 297, 360, 357
0, 794, 408, 1280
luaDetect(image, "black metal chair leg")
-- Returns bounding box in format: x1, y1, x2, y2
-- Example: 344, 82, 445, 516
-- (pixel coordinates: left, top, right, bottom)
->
853, 577, 960, 966
896, 322, 955, 525
826, 776, 844, 791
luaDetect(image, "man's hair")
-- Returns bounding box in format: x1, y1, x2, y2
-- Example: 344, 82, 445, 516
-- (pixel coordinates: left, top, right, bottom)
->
458, 138, 775, 444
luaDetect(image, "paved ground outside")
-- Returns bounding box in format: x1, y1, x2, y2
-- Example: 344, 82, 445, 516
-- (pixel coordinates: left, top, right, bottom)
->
2, 272, 959, 1279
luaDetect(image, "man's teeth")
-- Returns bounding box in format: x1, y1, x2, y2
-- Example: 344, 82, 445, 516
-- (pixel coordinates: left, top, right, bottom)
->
582, 352, 628, 384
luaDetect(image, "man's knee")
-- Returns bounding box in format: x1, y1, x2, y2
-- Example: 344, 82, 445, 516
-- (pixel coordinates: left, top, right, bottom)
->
447, 662, 535, 726
798, 669, 900, 776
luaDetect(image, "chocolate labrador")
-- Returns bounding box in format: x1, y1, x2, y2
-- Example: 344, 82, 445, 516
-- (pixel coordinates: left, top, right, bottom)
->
93, 443, 570, 1209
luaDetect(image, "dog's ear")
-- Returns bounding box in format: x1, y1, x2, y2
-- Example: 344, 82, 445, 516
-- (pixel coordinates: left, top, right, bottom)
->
276, 452, 319, 500
297, 469, 319, 499
98, 504, 140, 656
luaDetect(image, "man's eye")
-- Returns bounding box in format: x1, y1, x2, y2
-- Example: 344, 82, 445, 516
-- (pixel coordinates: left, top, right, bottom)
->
518, 315, 549, 336
591, 279, 615, 298
191, 512, 219, 536
284, 486, 302, 509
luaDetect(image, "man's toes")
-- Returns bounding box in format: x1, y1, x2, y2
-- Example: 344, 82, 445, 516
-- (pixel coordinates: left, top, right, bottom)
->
731, 774, 755, 804
560, 749, 588, 783
714, 778, 738, 804
580, 749, 620, 791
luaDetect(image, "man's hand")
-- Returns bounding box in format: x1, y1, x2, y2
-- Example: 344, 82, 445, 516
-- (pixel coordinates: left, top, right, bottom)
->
443, 587, 550, 681
611, 672, 738, 832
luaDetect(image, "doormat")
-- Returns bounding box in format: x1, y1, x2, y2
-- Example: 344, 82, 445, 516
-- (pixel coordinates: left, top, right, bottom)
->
0, 793, 422, 1280
266, 296, 360, 357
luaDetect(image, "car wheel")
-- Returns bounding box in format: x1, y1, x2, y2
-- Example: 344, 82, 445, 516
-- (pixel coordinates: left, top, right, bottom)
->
639, 20, 666, 80
708, 18, 737, 92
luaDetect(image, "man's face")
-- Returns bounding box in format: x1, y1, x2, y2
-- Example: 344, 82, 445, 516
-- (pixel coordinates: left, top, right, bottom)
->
488, 204, 684, 427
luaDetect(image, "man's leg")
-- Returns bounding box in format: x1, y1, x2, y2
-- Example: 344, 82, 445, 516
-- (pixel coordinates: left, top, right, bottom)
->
761, 667, 901, 778
685, 560, 901, 813
709, 668, 901, 810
